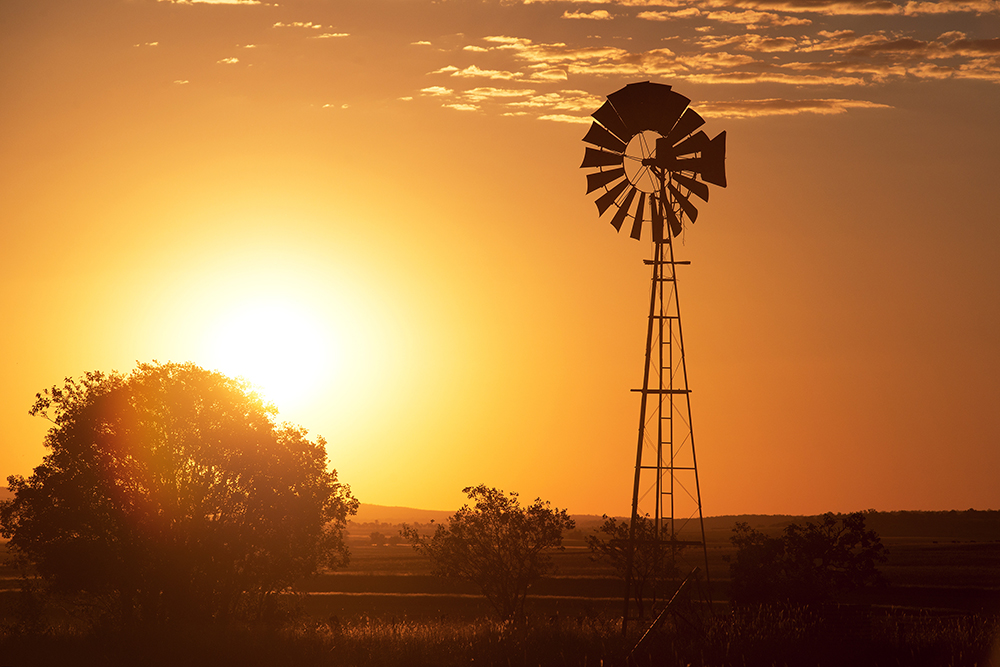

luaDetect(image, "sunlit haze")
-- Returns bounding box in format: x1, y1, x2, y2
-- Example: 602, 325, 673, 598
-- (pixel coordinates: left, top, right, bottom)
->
2, 0, 999, 518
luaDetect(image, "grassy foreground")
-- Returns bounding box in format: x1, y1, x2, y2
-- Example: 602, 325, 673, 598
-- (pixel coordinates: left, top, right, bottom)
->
1, 606, 998, 667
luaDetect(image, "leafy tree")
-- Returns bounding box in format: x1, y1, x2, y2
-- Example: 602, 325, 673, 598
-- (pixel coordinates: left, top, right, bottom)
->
0, 362, 358, 626
400, 485, 574, 621
586, 515, 678, 618
727, 512, 887, 605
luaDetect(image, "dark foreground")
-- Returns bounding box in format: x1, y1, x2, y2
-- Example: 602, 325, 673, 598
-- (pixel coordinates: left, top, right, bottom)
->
0, 604, 998, 667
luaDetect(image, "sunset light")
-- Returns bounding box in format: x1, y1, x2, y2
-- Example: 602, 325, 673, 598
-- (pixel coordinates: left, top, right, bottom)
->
2, 0, 999, 521
202, 298, 339, 413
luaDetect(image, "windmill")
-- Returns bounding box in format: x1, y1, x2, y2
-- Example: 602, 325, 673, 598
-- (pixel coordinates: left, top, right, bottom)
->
580, 81, 727, 633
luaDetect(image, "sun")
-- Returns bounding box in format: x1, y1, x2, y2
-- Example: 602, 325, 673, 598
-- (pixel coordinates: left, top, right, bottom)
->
202, 297, 339, 414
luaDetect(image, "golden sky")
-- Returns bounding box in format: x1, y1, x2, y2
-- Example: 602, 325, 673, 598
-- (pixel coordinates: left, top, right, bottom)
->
2, 0, 999, 517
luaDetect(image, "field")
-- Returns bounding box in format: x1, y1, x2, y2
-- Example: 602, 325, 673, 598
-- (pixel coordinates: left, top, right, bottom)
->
2, 510, 1000, 665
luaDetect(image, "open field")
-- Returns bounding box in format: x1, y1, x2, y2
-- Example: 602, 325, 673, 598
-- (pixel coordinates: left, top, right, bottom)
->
2, 510, 1000, 665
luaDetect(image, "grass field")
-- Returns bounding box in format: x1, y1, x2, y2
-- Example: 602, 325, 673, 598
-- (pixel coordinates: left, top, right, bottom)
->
3, 514, 1000, 665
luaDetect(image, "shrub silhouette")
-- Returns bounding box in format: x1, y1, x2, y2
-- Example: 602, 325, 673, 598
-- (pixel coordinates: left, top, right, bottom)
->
401, 485, 574, 622
727, 512, 887, 605
0, 361, 358, 626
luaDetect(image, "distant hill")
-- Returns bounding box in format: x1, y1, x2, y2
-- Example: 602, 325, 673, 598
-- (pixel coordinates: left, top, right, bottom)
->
350, 504, 453, 525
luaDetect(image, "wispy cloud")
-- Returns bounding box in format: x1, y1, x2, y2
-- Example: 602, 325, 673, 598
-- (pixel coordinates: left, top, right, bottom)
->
562, 10, 614, 19
273, 21, 322, 29
158, 0, 261, 4
538, 114, 593, 124
217, 57, 240, 64
521, 0, 1000, 15
312, 33, 350, 39
698, 97, 892, 117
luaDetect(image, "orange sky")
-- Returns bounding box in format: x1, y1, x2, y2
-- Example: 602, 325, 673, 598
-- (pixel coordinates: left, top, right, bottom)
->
2, 0, 999, 517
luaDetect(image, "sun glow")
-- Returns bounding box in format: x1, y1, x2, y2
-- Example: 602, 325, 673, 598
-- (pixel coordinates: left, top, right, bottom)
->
203, 298, 341, 413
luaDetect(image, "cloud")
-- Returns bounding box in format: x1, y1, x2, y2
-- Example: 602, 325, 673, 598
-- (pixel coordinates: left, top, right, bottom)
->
637, 9, 703, 19
134, 42, 159, 47
450, 65, 524, 80
517, 0, 1000, 14
217, 57, 240, 64
699, 34, 800, 51
444, 103, 479, 111
412, 41, 433, 46
158, 0, 260, 4
464, 45, 489, 52
273, 21, 322, 28
697, 97, 892, 117
421, 86, 454, 96
538, 114, 593, 124
507, 89, 604, 111
312, 33, 350, 39
705, 9, 813, 25
461, 87, 536, 100
562, 10, 614, 19
682, 71, 867, 84
173, 80, 190, 85
529, 68, 570, 81
903, 0, 1000, 14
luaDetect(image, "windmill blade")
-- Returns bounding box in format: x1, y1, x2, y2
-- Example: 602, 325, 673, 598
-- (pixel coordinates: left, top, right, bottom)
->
673, 173, 709, 202
581, 147, 624, 169
665, 202, 683, 239
583, 122, 627, 153
699, 131, 727, 187
608, 82, 689, 135
663, 107, 705, 147
669, 131, 710, 158
586, 167, 626, 194
668, 182, 699, 223
630, 191, 646, 240
650, 193, 665, 243
592, 100, 632, 142
595, 178, 630, 216
610, 186, 638, 232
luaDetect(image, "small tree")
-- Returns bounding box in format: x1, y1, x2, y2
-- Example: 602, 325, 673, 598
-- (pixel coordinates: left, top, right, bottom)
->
401, 485, 574, 621
587, 515, 677, 618
0, 362, 358, 626
728, 512, 887, 606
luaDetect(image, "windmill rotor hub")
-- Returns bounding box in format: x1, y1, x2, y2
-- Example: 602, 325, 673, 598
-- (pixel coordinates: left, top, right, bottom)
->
623, 130, 662, 195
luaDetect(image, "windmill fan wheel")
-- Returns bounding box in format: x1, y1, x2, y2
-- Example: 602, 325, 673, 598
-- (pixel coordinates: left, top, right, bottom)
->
581, 81, 727, 242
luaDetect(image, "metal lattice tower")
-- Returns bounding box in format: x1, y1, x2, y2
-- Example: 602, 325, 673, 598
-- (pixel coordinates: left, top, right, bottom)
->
622, 236, 709, 631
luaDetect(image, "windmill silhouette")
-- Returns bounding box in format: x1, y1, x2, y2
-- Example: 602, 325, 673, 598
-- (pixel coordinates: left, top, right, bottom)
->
581, 81, 727, 633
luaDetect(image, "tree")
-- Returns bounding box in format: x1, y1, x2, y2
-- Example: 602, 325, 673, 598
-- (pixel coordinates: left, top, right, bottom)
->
727, 512, 887, 606
586, 515, 678, 618
400, 485, 575, 621
0, 362, 358, 626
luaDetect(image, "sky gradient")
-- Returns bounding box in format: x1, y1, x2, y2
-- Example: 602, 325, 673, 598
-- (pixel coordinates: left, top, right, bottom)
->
2, 0, 999, 517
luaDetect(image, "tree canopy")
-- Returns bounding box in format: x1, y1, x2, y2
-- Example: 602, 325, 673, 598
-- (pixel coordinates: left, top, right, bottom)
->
0, 362, 358, 625
727, 512, 887, 605
401, 485, 574, 621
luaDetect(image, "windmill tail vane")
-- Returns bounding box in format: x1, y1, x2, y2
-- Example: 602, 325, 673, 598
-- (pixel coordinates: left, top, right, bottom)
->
581, 81, 727, 242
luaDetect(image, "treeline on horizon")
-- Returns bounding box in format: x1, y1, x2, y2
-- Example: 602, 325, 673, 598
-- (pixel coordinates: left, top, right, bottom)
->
348, 507, 1000, 543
